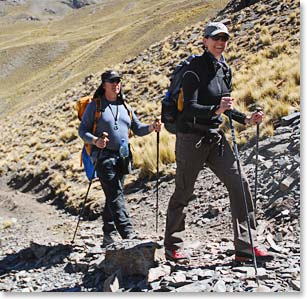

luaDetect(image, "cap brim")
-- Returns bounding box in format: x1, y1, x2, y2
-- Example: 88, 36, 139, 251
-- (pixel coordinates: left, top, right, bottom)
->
210, 29, 230, 37
106, 75, 121, 80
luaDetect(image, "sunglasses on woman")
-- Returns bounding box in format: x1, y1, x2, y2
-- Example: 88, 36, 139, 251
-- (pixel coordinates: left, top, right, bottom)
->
105, 78, 121, 84
210, 35, 229, 42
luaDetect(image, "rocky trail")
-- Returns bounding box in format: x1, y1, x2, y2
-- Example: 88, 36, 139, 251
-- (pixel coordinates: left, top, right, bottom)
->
0, 112, 300, 292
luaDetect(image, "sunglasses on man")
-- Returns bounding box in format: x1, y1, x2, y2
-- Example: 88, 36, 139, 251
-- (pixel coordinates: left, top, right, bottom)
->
209, 35, 229, 42
105, 78, 121, 84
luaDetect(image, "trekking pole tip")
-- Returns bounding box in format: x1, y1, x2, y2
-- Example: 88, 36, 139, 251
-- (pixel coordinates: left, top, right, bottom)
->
255, 275, 260, 287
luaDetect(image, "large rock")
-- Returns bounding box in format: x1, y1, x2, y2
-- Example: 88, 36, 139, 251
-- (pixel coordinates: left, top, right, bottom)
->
103, 239, 160, 276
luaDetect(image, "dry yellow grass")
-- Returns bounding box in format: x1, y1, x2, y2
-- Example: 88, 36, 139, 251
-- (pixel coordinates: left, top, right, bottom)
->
229, 46, 299, 144
131, 130, 176, 179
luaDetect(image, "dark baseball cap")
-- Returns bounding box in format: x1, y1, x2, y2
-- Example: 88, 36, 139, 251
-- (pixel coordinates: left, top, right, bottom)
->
203, 22, 229, 37
101, 70, 121, 82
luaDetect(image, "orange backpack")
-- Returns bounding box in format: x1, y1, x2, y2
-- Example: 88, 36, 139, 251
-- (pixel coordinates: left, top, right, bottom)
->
76, 96, 103, 165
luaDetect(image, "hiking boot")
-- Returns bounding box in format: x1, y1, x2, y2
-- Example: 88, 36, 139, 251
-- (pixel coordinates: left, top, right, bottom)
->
126, 232, 139, 240
235, 247, 274, 262
165, 249, 190, 263
102, 234, 115, 247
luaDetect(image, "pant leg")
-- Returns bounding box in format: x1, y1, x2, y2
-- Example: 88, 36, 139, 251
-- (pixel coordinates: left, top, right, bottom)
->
96, 158, 133, 238
101, 176, 126, 235
164, 133, 209, 250
205, 135, 257, 251
102, 201, 116, 235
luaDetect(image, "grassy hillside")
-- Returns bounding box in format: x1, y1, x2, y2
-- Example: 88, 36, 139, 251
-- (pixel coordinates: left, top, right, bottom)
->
0, 0, 228, 116
0, 0, 300, 216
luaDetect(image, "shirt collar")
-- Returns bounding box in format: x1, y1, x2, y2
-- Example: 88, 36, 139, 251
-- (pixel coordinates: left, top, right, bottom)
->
206, 50, 229, 70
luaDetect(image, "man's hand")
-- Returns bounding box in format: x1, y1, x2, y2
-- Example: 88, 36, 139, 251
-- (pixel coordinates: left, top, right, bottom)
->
150, 118, 162, 132
93, 132, 109, 149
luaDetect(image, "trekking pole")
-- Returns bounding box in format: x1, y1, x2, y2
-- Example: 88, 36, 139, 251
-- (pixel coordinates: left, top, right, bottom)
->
71, 132, 108, 244
155, 119, 160, 233
254, 107, 262, 210
226, 111, 259, 284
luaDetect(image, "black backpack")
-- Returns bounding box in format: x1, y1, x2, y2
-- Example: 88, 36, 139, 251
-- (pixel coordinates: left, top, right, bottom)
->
161, 54, 200, 134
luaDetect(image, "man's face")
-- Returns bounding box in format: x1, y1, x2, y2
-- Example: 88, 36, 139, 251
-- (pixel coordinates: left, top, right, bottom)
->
104, 78, 121, 96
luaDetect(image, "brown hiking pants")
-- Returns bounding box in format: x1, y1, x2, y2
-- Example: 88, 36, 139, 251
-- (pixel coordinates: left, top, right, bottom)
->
164, 132, 257, 251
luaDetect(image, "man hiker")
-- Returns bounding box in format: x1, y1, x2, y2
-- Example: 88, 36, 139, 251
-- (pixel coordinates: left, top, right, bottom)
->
163, 22, 274, 263
79, 70, 161, 247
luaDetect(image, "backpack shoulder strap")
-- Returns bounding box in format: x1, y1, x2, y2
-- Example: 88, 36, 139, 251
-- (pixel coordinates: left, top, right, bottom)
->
92, 97, 102, 135
123, 102, 133, 120
123, 102, 133, 137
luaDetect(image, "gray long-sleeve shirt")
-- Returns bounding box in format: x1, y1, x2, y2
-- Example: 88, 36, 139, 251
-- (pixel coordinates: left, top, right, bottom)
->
79, 96, 150, 155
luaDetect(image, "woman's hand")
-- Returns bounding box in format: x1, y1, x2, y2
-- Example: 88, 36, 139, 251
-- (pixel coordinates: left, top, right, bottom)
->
246, 110, 264, 126
215, 96, 234, 115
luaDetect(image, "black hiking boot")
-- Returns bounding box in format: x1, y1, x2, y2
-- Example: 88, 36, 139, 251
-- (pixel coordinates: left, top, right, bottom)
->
102, 234, 115, 248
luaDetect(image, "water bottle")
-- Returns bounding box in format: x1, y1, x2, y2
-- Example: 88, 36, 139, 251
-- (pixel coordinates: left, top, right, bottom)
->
119, 138, 129, 158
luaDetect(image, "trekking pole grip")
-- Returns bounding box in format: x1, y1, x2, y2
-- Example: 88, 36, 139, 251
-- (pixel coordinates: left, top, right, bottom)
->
98, 132, 108, 145
255, 107, 262, 112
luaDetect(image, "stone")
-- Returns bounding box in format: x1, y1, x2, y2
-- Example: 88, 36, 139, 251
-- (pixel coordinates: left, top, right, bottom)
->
280, 112, 300, 126
289, 280, 300, 291
172, 280, 211, 292
266, 234, 283, 253
254, 285, 272, 292
213, 279, 227, 292
103, 240, 159, 276
147, 265, 171, 282
279, 176, 296, 191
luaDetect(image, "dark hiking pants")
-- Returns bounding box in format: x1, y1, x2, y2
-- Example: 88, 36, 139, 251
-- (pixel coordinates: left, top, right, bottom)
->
96, 157, 133, 238
164, 132, 257, 251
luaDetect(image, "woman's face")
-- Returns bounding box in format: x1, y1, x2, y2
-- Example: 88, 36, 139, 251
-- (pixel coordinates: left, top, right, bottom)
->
203, 34, 229, 59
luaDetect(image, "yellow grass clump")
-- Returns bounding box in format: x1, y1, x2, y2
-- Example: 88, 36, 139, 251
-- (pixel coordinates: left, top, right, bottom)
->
230, 47, 299, 144
131, 130, 175, 179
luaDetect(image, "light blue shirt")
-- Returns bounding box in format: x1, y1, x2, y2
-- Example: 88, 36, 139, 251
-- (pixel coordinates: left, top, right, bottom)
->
79, 96, 150, 155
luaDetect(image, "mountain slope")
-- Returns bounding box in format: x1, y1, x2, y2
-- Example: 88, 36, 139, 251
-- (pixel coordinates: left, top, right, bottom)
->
0, 0, 228, 116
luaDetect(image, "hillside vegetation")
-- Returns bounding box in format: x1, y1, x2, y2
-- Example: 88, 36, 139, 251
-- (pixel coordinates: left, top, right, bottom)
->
0, 0, 300, 216
0, 0, 227, 116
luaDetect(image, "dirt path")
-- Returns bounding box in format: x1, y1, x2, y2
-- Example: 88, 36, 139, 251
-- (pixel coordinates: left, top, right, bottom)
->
0, 182, 77, 252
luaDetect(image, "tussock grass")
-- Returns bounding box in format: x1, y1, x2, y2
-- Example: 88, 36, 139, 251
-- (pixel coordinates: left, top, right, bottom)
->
54, 149, 71, 162
264, 42, 287, 58
131, 130, 175, 179
229, 48, 300, 144
259, 34, 272, 46
59, 128, 78, 142
260, 123, 275, 138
